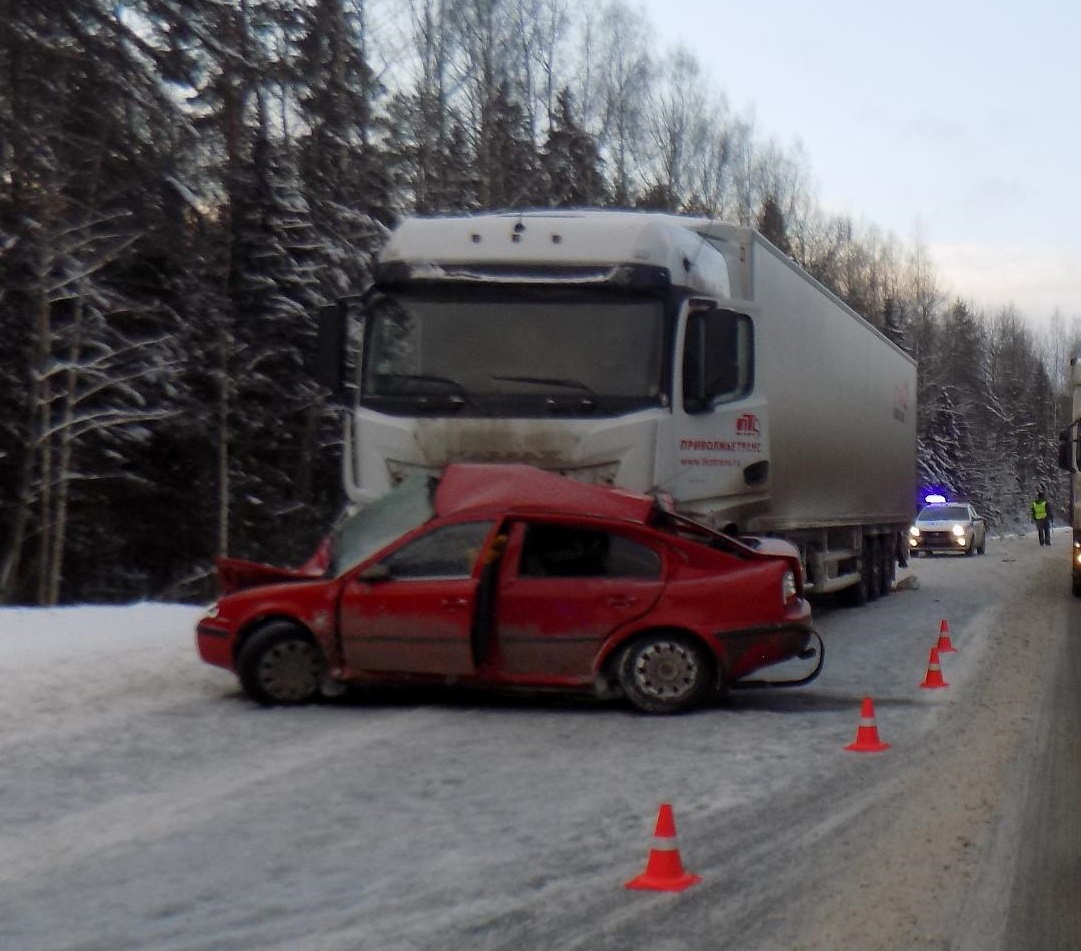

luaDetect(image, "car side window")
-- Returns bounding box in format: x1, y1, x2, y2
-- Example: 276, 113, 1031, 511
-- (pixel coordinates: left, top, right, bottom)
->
519, 524, 661, 579
382, 521, 494, 579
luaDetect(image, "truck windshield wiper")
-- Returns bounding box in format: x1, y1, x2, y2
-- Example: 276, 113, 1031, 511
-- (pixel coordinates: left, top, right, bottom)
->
491, 375, 609, 414
375, 373, 484, 414
492, 374, 596, 396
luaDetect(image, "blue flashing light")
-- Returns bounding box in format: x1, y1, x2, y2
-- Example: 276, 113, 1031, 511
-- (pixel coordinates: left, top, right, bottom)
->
924, 493, 947, 504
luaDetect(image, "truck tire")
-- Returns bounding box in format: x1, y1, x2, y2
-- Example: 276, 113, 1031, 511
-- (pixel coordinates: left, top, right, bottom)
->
857, 535, 881, 603
237, 621, 325, 706
877, 538, 893, 597
618, 633, 714, 714
840, 547, 871, 607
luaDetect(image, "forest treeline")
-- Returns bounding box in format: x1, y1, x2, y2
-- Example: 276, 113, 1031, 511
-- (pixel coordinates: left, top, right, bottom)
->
0, 0, 1075, 605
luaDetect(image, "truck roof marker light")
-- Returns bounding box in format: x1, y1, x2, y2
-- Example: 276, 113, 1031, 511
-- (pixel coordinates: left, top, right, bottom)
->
925, 494, 947, 504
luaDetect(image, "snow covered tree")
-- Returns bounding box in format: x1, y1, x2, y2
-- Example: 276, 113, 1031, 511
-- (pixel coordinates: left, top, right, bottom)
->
538, 88, 607, 206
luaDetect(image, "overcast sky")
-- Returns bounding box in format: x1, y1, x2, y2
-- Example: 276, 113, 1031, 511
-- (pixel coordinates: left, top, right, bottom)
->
636, 0, 1081, 326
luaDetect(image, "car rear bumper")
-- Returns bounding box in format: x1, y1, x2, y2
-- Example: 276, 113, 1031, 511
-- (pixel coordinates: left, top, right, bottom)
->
714, 603, 817, 683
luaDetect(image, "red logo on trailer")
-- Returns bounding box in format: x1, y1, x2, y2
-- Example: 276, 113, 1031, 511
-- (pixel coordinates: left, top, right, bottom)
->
736, 413, 760, 436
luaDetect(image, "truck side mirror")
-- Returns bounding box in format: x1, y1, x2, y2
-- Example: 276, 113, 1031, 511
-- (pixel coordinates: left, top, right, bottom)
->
316, 301, 351, 405
1058, 427, 1074, 471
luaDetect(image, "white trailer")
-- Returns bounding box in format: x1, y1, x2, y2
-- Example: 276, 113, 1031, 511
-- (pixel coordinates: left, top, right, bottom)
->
320, 210, 917, 603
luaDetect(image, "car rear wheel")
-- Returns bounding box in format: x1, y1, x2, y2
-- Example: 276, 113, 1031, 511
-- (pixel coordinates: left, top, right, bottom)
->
237, 622, 324, 706
618, 633, 714, 715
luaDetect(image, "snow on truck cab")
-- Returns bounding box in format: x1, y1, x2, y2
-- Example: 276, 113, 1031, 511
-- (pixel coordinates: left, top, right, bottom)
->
317, 210, 917, 605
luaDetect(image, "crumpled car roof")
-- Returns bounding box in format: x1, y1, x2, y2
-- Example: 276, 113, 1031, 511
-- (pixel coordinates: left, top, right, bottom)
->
433, 463, 656, 524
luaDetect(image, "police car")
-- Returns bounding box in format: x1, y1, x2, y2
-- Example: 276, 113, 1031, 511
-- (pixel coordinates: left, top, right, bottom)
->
908, 495, 988, 556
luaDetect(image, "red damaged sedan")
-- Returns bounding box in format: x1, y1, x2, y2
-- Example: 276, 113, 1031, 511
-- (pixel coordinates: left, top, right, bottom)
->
197, 464, 820, 714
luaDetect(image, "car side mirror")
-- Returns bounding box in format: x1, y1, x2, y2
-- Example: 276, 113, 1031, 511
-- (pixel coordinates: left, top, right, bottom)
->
357, 563, 392, 583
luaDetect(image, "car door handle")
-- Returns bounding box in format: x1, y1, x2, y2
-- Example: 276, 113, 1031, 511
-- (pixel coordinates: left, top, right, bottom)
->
607, 595, 639, 608
441, 597, 469, 608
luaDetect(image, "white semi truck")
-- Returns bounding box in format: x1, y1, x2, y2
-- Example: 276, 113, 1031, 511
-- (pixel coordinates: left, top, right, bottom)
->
319, 210, 917, 603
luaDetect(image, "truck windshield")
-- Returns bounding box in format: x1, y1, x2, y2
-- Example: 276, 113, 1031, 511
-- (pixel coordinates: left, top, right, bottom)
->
361, 288, 666, 417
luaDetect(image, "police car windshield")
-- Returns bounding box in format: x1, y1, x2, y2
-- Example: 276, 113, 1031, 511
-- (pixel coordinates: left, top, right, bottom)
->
917, 505, 968, 521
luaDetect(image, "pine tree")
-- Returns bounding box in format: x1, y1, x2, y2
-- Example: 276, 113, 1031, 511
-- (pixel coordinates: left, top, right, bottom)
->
538, 88, 607, 206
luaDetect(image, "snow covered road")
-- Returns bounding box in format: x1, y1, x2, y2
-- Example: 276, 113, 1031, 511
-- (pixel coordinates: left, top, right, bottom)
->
0, 531, 1071, 950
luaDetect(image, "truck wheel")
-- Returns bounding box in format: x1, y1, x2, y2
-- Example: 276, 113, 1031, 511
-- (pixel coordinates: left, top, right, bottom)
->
842, 536, 877, 606
618, 633, 714, 715
863, 536, 882, 601
877, 538, 893, 597
237, 621, 324, 706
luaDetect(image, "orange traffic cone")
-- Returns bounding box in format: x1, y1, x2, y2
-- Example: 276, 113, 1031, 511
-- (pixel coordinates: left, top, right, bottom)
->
844, 697, 891, 752
936, 619, 957, 653
625, 803, 702, 892
920, 646, 949, 689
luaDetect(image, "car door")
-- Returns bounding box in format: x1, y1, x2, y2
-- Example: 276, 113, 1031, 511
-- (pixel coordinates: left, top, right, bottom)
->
337, 519, 496, 676
493, 520, 665, 680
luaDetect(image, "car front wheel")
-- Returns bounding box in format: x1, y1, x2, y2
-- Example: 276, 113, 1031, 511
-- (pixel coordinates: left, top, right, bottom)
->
618, 633, 714, 715
237, 621, 325, 706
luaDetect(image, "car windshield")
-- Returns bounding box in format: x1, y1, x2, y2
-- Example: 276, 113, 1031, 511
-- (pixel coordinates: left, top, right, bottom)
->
917, 505, 969, 522
328, 474, 436, 576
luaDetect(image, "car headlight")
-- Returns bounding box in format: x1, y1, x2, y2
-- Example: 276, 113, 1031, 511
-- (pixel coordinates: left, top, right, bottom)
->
782, 569, 797, 604
203, 602, 220, 620
951, 524, 965, 537
909, 526, 921, 537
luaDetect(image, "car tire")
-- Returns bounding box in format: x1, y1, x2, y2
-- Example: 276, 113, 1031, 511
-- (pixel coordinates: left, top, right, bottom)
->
618, 633, 714, 715
237, 621, 325, 706
977, 535, 987, 555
